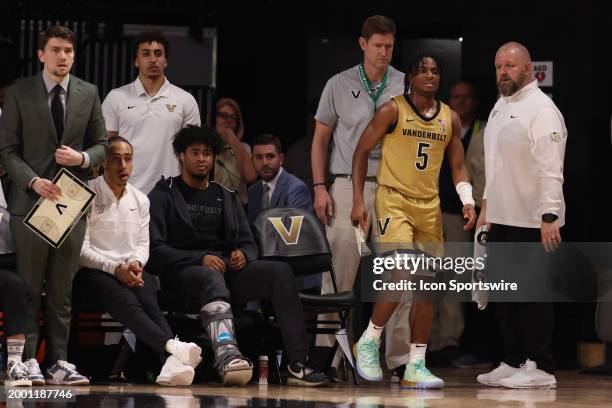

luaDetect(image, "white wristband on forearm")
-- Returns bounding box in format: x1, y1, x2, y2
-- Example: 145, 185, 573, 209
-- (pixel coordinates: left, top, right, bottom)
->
455, 181, 475, 207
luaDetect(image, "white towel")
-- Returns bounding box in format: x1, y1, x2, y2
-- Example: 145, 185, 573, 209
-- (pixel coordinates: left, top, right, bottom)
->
472, 225, 489, 310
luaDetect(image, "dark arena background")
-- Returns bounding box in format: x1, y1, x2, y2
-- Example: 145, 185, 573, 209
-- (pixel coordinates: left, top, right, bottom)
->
0, 0, 611, 407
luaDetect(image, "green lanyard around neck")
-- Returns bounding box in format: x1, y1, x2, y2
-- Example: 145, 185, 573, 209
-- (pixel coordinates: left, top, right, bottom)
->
359, 63, 389, 110
473, 119, 481, 135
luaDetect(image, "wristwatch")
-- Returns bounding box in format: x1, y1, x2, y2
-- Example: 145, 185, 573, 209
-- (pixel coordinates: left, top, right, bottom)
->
542, 213, 558, 223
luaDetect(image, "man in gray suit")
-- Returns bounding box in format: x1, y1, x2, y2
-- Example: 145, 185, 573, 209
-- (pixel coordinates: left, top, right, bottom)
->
0, 25, 106, 385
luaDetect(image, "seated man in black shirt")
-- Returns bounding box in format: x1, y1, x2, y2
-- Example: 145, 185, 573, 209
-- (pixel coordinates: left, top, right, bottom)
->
148, 125, 328, 387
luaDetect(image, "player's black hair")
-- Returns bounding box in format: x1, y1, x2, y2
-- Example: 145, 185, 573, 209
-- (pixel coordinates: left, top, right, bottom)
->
404, 53, 443, 94
133, 31, 170, 58
172, 125, 223, 156
106, 135, 133, 154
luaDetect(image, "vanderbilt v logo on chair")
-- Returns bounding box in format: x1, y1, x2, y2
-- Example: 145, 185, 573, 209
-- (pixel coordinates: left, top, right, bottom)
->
268, 216, 304, 245
252, 208, 330, 258
251, 207, 359, 385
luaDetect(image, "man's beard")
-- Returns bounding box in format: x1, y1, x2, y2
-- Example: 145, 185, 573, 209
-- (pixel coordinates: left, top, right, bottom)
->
260, 167, 279, 182
497, 71, 526, 97
191, 171, 208, 181
189, 171, 208, 181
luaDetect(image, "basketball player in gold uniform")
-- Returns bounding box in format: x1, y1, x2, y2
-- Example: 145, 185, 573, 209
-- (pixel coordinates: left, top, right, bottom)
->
351, 55, 476, 388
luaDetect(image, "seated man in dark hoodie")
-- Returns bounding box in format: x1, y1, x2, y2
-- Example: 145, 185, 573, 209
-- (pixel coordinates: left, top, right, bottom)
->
148, 125, 329, 387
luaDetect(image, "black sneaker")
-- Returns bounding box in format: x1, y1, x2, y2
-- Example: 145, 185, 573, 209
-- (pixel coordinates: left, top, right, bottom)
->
391, 365, 405, 383
287, 360, 329, 387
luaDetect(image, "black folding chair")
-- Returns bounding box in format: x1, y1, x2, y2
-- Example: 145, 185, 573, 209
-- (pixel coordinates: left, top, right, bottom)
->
251, 207, 358, 384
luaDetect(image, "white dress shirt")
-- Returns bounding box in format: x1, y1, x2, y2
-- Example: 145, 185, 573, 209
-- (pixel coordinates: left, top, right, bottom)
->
261, 167, 283, 203
42, 71, 69, 117
80, 176, 150, 274
484, 80, 567, 228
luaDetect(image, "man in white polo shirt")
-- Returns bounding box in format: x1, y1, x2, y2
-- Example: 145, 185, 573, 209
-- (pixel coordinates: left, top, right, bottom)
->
74, 136, 202, 386
475, 42, 567, 389
102, 31, 201, 194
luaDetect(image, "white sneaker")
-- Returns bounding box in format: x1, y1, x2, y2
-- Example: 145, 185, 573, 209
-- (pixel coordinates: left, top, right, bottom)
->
5, 360, 32, 387
156, 355, 195, 386
353, 336, 383, 381
401, 359, 444, 389
498, 360, 556, 389
477, 362, 520, 386
166, 336, 202, 368
45, 360, 90, 385
24, 358, 46, 385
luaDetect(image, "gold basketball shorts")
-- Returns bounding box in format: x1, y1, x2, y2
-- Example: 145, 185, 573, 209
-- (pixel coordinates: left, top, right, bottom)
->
374, 185, 443, 256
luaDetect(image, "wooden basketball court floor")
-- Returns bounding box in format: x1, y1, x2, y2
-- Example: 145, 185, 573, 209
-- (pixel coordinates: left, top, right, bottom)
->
3, 369, 611, 407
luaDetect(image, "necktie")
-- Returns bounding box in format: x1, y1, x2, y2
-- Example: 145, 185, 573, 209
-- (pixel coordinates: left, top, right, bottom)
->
261, 183, 270, 209
51, 84, 64, 142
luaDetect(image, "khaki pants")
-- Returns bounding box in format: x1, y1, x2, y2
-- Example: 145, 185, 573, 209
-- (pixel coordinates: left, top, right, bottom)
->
316, 177, 412, 369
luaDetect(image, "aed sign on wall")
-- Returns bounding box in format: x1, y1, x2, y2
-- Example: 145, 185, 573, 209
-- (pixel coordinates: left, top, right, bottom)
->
532, 61, 553, 87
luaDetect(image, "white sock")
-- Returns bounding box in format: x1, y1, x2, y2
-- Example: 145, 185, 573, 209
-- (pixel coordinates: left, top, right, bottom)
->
363, 320, 384, 341
7, 338, 25, 364
165, 337, 179, 354
409, 343, 427, 363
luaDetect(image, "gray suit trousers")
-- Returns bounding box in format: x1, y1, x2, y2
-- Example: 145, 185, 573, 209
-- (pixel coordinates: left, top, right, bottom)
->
9, 215, 85, 364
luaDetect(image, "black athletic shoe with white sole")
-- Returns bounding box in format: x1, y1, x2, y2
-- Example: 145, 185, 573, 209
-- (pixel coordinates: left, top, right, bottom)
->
287, 360, 329, 387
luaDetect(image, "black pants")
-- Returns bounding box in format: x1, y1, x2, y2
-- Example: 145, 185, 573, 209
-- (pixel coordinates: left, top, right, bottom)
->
161, 260, 308, 364
73, 268, 173, 354
460, 302, 502, 361
0, 253, 27, 336
489, 224, 555, 373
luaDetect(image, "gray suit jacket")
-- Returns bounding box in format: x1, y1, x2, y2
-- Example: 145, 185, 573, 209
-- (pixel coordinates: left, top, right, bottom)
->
0, 72, 107, 215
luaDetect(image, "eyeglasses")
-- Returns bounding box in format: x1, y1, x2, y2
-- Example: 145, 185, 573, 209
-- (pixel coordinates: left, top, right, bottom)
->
216, 111, 238, 121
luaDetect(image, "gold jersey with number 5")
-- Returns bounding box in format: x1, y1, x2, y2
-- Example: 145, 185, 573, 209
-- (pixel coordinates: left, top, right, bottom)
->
375, 94, 452, 248
377, 94, 452, 199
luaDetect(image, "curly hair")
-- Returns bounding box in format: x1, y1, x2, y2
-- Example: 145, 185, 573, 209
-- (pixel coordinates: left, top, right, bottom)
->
172, 125, 223, 157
